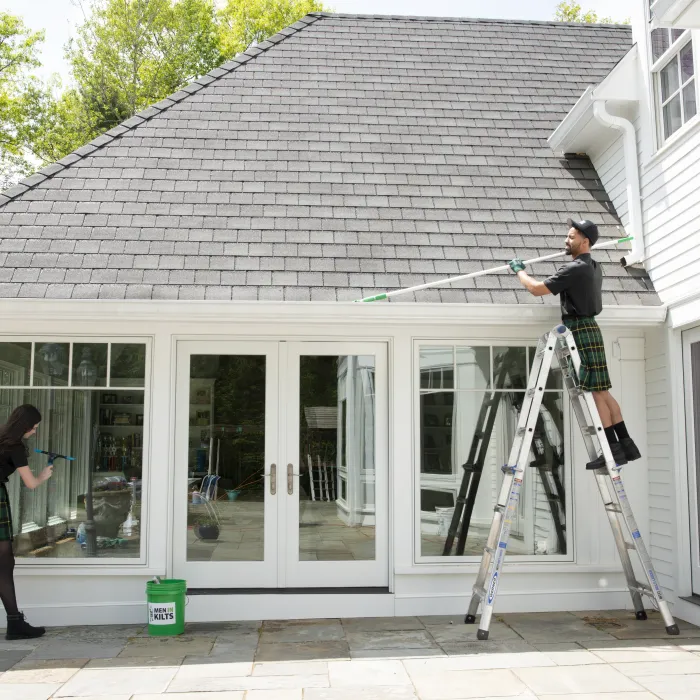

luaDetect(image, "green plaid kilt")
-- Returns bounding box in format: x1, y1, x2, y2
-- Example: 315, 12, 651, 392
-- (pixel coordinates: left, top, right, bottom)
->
0, 483, 13, 542
562, 316, 612, 392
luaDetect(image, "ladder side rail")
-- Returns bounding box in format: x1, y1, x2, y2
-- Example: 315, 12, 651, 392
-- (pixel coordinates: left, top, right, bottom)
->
555, 334, 647, 606
464, 335, 553, 626
555, 326, 678, 635
470, 332, 559, 639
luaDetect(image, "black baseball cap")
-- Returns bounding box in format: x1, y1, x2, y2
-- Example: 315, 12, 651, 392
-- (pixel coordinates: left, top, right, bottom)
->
566, 218, 599, 246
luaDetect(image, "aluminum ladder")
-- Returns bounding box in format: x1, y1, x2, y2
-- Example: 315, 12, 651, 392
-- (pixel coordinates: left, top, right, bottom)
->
464, 323, 679, 640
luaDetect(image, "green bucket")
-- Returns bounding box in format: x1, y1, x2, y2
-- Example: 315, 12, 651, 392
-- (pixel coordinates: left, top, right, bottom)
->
146, 579, 186, 636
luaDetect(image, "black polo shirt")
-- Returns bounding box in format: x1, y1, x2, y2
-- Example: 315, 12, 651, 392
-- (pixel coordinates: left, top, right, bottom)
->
543, 253, 603, 318
0, 443, 28, 483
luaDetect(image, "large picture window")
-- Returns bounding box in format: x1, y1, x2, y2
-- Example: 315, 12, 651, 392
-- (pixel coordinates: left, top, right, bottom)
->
0, 340, 148, 560
417, 344, 567, 559
650, 27, 697, 142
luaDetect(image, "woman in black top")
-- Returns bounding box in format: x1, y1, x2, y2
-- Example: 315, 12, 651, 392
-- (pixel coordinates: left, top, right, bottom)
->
0, 404, 54, 640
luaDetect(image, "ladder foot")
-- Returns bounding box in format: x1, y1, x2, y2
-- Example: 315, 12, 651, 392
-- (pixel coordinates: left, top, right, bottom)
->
464, 614, 476, 624
477, 629, 489, 641
635, 610, 647, 621
666, 624, 680, 636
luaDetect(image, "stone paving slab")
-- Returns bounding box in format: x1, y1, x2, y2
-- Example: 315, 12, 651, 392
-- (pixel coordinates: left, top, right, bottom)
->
304, 689, 419, 700
26, 642, 126, 660
135, 694, 244, 700
531, 642, 604, 666
254, 640, 350, 662
0, 649, 30, 671
512, 664, 645, 694
613, 657, 700, 675
346, 630, 440, 651
0, 683, 62, 700
0, 657, 86, 683
259, 621, 344, 643
341, 617, 425, 631
328, 659, 413, 687
55, 665, 179, 697
166, 672, 329, 693
0, 612, 698, 699
631, 672, 700, 698
409, 667, 529, 699
119, 636, 214, 658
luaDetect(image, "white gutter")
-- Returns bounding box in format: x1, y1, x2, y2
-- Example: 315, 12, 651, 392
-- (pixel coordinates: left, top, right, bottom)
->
592, 101, 645, 267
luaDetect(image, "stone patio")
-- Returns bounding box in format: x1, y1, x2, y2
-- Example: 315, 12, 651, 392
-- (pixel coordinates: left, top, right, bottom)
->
2, 609, 700, 699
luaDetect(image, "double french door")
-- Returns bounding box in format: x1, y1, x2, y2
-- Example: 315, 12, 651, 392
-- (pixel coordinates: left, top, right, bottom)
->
173, 341, 388, 589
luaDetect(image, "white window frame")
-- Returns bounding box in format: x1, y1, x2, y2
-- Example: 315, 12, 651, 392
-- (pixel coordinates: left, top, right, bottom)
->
413, 339, 573, 564
648, 24, 699, 147
0, 336, 151, 566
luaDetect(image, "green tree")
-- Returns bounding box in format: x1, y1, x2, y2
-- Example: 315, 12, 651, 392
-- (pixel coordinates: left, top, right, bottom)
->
554, 2, 630, 24
65, 0, 223, 141
3, 0, 334, 185
0, 11, 47, 187
217, 0, 327, 58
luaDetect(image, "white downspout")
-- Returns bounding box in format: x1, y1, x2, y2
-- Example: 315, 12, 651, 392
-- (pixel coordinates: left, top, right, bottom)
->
592, 100, 645, 267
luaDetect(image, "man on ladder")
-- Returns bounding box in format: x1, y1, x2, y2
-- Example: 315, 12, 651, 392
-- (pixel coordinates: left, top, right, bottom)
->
509, 218, 641, 470
461, 217, 679, 641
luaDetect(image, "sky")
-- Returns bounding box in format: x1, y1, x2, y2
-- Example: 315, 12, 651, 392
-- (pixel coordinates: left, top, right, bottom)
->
2, 0, 637, 82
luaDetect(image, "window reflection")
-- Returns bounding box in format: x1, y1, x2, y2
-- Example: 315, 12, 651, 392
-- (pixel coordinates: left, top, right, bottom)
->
299, 356, 376, 561
419, 345, 566, 557
0, 341, 147, 559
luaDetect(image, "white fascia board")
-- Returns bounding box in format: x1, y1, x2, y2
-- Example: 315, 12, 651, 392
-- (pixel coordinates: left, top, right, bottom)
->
666, 288, 700, 328
651, 0, 700, 29
0, 299, 666, 329
548, 45, 640, 155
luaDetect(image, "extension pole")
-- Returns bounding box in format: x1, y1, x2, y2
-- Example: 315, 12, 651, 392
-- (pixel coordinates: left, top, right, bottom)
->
354, 236, 634, 302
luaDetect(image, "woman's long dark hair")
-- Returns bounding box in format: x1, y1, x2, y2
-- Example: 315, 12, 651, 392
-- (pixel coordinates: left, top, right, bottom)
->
0, 404, 42, 450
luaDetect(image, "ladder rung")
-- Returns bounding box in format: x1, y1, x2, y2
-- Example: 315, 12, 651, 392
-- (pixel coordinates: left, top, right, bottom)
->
473, 586, 486, 599
483, 546, 495, 555
605, 504, 623, 514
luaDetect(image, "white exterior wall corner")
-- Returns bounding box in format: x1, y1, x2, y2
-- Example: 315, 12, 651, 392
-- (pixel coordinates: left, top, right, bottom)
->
644, 326, 677, 600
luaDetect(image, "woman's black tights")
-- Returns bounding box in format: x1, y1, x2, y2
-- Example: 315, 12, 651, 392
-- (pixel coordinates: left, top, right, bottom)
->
0, 540, 19, 616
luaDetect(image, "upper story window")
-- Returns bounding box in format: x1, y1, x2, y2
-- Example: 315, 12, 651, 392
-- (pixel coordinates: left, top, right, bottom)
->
650, 27, 697, 142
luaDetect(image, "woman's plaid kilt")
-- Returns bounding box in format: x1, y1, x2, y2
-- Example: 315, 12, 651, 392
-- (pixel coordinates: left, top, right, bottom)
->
562, 316, 612, 392
0, 482, 13, 541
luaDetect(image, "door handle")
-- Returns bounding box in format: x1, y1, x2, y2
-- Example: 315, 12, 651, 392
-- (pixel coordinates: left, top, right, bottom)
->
287, 463, 301, 495
265, 464, 277, 495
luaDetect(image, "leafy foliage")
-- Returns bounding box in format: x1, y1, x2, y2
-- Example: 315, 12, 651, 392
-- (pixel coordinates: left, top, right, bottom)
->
1, 0, 330, 187
0, 11, 47, 186
554, 2, 630, 24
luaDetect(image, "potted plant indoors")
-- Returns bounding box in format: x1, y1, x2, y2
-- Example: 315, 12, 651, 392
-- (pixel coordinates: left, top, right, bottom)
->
194, 515, 220, 541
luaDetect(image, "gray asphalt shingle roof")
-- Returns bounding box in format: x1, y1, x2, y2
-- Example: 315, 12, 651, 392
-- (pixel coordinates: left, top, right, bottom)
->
0, 13, 658, 304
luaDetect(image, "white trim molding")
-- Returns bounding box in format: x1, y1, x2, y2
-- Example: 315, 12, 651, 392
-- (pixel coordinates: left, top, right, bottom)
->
0, 299, 667, 329
548, 45, 640, 156
651, 0, 700, 29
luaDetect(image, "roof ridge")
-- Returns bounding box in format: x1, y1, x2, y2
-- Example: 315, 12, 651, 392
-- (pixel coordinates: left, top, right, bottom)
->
308, 12, 631, 28
0, 13, 326, 209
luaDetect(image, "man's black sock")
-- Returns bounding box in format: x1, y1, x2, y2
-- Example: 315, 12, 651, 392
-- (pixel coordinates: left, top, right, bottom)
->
613, 421, 630, 441
604, 426, 619, 445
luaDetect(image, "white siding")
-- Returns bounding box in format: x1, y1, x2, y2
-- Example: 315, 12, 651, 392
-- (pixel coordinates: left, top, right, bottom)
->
645, 326, 675, 597
589, 98, 700, 306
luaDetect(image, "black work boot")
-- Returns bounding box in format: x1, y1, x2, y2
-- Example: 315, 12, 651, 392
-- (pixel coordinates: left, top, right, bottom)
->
586, 441, 629, 470
5, 612, 45, 640
619, 437, 642, 461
